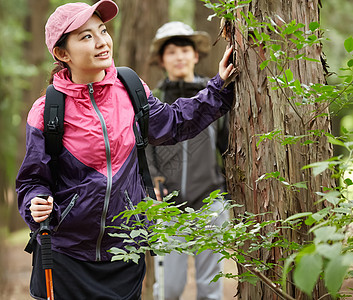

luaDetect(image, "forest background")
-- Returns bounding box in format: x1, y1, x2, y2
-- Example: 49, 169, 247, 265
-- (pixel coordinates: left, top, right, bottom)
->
0, 0, 352, 298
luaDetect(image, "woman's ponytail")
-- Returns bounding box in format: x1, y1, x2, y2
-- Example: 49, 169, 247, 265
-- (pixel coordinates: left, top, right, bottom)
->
49, 62, 68, 84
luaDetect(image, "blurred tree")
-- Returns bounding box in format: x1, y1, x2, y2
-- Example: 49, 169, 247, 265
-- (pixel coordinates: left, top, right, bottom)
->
11, 0, 50, 232
0, 0, 38, 231
7, 0, 51, 233
225, 0, 334, 298
169, 0, 195, 25
321, 0, 353, 79
115, 0, 168, 88
195, 0, 227, 78
0, 0, 28, 205
321, 0, 353, 157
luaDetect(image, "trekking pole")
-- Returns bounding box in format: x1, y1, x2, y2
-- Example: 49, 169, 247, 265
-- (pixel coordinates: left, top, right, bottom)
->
154, 177, 165, 300
39, 195, 55, 300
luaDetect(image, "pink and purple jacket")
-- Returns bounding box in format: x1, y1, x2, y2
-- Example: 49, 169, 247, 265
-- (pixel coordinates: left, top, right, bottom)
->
16, 62, 234, 262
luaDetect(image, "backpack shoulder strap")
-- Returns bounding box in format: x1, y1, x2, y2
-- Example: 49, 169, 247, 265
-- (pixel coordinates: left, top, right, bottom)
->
44, 84, 65, 191
117, 67, 149, 147
117, 67, 156, 199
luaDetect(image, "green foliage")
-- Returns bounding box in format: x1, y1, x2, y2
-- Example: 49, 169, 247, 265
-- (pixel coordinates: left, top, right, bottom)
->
201, 0, 252, 21
108, 191, 299, 283
110, 186, 353, 298
283, 200, 353, 297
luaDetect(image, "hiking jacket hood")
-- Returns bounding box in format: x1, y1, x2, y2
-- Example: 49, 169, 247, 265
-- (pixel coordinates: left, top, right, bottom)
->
16, 62, 234, 262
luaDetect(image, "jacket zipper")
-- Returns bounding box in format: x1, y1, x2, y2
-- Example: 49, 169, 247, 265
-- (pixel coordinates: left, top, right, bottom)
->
124, 190, 141, 223
54, 193, 79, 232
88, 83, 113, 261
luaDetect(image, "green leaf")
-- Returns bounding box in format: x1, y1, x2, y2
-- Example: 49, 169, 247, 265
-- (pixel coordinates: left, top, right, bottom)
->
130, 229, 147, 239
109, 233, 130, 239
292, 182, 307, 189
282, 254, 296, 292
302, 56, 320, 62
302, 161, 330, 176
315, 191, 341, 206
294, 253, 323, 295
210, 189, 221, 199
293, 79, 303, 93
324, 256, 350, 295
285, 69, 294, 82
314, 226, 344, 243
316, 243, 341, 259
238, 271, 259, 286
108, 247, 127, 255
348, 59, 353, 68
309, 22, 319, 32
305, 215, 316, 226
285, 212, 312, 222
344, 36, 353, 53
272, 44, 281, 51
260, 59, 270, 70
327, 136, 346, 148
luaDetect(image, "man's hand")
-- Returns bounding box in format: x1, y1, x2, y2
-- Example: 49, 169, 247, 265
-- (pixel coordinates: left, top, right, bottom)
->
154, 176, 167, 201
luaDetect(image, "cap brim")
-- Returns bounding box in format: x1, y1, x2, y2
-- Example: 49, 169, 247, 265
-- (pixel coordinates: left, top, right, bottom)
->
149, 32, 211, 65
65, 0, 118, 34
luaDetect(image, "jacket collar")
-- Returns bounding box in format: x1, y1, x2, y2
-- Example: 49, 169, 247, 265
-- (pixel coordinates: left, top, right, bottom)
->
53, 60, 117, 99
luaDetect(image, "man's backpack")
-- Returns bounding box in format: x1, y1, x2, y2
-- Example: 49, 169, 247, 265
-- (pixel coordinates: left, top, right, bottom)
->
43, 66, 156, 199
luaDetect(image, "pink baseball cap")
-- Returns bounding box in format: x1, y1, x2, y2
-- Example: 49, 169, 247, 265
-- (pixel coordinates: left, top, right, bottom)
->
45, 0, 119, 59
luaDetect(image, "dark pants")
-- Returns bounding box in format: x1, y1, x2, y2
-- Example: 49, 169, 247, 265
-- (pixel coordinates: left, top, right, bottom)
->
30, 242, 145, 300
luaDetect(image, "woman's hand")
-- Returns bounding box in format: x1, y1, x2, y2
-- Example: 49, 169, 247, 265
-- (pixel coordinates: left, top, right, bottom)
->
30, 196, 54, 223
219, 45, 235, 81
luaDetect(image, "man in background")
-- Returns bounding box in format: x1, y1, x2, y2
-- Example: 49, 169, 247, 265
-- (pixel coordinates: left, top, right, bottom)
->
147, 21, 229, 300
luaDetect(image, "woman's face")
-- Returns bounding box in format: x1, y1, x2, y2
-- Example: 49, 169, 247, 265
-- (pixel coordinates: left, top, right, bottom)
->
55, 14, 113, 84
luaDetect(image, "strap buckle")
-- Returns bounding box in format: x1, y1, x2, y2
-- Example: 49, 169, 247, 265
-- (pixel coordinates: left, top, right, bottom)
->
135, 104, 149, 120
135, 134, 148, 149
47, 116, 59, 132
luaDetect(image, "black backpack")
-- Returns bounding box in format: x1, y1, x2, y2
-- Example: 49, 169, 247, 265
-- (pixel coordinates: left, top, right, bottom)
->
43, 66, 156, 199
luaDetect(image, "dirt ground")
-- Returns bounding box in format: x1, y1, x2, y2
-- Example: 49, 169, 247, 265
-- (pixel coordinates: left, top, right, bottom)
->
0, 228, 238, 300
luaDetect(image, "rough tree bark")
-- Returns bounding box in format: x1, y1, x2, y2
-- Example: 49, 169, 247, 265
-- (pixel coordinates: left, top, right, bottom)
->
225, 1, 333, 299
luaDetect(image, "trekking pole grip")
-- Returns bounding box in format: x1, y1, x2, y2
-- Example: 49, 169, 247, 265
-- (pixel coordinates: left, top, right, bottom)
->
38, 195, 53, 270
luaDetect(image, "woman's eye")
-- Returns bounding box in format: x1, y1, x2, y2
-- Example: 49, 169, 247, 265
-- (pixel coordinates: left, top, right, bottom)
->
82, 34, 92, 40
102, 28, 107, 34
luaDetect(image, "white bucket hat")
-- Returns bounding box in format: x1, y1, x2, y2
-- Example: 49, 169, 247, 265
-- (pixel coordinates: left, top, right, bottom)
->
149, 21, 211, 65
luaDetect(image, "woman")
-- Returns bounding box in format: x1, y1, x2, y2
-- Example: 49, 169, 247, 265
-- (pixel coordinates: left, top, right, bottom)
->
16, 1, 235, 299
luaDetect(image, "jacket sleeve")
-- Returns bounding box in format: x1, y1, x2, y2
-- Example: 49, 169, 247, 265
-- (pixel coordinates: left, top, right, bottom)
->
147, 73, 234, 146
16, 106, 60, 231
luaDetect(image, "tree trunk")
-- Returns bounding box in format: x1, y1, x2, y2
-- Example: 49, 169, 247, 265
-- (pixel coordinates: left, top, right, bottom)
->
225, 1, 333, 299
115, 0, 168, 88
